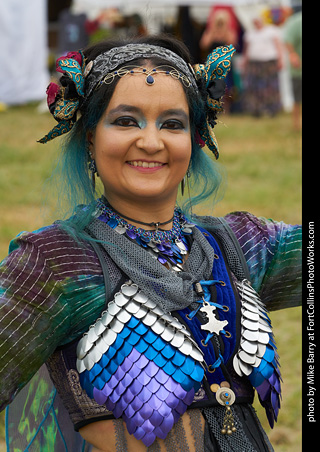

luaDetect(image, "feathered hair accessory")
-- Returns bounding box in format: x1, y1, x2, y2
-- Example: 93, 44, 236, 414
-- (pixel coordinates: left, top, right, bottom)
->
38, 43, 235, 159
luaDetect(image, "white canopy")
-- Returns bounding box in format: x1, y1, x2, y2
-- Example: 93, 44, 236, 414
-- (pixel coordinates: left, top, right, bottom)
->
0, 0, 49, 105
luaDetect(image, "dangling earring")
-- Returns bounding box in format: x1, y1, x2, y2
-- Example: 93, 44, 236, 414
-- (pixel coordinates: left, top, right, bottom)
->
88, 152, 97, 189
181, 176, 186, 196
181, 168, 191, 196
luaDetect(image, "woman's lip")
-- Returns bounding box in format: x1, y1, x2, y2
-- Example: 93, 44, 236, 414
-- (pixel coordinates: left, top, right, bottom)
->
126, 160, 166, 173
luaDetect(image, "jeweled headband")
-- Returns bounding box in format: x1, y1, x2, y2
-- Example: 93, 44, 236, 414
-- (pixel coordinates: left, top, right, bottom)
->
85, 44, 199, 98
38, 43, 235, 159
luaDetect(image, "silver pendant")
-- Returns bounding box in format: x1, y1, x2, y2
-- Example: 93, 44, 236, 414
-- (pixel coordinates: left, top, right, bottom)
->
200, 301, 228, 335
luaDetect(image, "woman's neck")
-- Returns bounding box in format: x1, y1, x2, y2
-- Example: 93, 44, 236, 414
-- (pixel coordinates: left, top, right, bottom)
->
102, 195, 177, 231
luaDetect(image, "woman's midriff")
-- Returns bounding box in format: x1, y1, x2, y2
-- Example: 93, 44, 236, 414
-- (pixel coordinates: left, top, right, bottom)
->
79, 409, 205, 452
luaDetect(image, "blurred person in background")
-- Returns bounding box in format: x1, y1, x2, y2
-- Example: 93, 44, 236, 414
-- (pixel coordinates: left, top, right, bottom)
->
200, 8, 238, 113
0, 34, 301, 452
200, 9, 238, 52
242, 16, 284, 117
284, 10, 302, 130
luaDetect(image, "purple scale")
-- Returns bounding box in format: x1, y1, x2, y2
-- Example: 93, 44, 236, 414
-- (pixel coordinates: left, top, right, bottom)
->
172, 409, 180, 423
144, 361, 159, 378
108, 389, 121, 404
126, 229, 137, 240
138, 386, 153, 403
149, 410, 164, 427
153, 424, 169, 440
146, 378, 161, 394
148, 394, 163, 411
141, 419, 155, 434
157, 401, 171, 418
130, 395, 144, 412
158, 256, 168, 265
114, 380, 127, 397
271, 390, 280, 414
135, 354, 149, 370
101, 382, 113, 397
139, 402, 154, 420
122, 372, 134, 387
127, 348, 141, 363
164, 377, 178, 393
108, 375, 120, 389
92, 387, 108, 405
154, 368, 170, 385
163, 244, 173, 253
165, 392, 180, 409
122, 388, 135, 405
257, 380, 271, 401
98, 214, 108, 223
155, 385, 170, 402
137, 372, 152, 386
175, 399, 187, 415
183, 388, 195, 405
171, 384, 187, 400
130, 379, 143, 396
113, 398, 128, 418
142, 433, 157, 448
119, 357, 134, 374
128, 363, 142, 380
105, 398, 116, 412
124, 404, 136, 419
159, 412, 174, 433
131, 411, 146, 427
123, 416, 137, 435
133, 426, 147, 440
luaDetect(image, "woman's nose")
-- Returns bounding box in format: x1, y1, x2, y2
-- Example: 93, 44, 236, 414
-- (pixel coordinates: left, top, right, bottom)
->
135, 125, 164, 154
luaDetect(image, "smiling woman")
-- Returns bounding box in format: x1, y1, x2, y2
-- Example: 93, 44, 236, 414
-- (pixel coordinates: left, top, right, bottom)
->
88, 71, 191, 219
0, 35, 301, 452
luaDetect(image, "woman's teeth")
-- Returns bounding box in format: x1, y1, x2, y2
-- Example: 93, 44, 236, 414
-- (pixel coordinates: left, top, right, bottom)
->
128, 161, 164, 168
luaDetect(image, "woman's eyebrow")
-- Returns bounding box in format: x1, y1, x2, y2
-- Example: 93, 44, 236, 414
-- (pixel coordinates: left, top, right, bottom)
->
107, 104, 142, 115
159, 109, 189, 122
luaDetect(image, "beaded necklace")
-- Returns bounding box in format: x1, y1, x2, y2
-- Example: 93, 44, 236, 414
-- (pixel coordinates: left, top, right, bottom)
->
96, 198, 195, 271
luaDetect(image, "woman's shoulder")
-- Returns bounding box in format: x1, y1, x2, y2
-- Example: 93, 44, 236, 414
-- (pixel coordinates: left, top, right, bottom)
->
196, 210, 266, 233
6, 222, 101, 279
196, 210, 301, 253
9, 223, 82, 253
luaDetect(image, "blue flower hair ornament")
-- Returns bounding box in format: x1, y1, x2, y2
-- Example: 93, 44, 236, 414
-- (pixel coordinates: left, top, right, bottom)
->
38, 50, 86, 144
193, 45, 236, 159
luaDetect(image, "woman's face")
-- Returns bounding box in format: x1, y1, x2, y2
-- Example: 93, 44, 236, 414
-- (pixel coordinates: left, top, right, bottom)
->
88, 67, 192, 210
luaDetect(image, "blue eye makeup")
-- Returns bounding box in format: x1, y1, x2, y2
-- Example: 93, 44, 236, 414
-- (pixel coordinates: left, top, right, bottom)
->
112, 117, 142, 128
157, 109, 189, 132
105, 104, 189, 131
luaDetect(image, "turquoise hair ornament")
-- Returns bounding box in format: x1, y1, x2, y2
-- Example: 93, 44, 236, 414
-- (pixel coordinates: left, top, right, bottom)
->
193, 45, 236, 159
38, 50, 86, 144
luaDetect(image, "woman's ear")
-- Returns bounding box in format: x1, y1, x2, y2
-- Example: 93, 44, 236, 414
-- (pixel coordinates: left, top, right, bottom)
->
87, 131, 95, 157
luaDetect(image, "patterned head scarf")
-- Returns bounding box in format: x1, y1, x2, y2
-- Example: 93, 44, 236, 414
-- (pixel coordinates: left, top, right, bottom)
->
38, 43, 235, 159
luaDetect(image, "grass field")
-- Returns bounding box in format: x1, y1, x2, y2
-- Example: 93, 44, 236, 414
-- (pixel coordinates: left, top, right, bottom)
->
0, 104, 302, 451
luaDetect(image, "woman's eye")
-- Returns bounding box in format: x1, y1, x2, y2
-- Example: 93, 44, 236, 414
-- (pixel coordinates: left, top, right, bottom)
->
161, 120, 185, 130
113, 117, 139, 127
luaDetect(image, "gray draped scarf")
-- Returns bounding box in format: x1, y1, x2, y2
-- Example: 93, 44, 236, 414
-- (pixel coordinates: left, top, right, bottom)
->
86, 218, 216, 313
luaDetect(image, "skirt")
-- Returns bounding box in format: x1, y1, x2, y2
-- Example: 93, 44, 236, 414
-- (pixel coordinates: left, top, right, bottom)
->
243, 60, 281, 116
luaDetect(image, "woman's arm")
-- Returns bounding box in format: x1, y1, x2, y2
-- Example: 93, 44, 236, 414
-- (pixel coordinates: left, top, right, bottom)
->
0, 226, 106, 411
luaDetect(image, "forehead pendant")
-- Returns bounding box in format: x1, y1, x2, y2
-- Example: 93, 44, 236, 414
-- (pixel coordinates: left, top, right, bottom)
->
143, 68, 156, 85
101, 65, 191, 88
